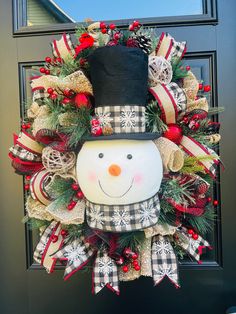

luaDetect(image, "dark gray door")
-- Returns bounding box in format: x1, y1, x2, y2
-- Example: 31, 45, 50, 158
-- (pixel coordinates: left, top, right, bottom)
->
0, 0, 236, 313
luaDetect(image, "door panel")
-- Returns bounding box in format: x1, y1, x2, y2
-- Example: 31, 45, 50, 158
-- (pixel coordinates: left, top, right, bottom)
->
1, 0, 236, 313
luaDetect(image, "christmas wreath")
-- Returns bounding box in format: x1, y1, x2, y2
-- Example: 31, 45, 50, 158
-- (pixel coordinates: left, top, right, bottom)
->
9, 21, 222, 295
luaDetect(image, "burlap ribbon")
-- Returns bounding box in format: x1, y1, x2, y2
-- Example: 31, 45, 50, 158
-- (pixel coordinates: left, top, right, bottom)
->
156, 32, 186, 61
51, 33, 75, 60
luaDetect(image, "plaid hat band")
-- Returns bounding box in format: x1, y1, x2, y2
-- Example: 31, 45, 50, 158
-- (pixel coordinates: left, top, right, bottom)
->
86, 193, 160, 232
95, 105, 146, 135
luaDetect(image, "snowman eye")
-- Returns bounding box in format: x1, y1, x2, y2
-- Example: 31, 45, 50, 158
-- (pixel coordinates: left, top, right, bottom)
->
127, 154, 132, 160
98, 153, 104, 158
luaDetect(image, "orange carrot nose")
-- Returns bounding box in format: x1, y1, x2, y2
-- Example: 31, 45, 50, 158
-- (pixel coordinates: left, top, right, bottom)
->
108, 164, 121, 176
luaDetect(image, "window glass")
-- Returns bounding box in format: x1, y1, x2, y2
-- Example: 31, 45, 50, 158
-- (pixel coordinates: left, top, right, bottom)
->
27, 0, 203, 26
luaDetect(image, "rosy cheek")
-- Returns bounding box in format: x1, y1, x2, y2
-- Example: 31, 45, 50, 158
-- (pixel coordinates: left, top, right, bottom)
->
88, 172, 97, 182
134, 174, 143, 184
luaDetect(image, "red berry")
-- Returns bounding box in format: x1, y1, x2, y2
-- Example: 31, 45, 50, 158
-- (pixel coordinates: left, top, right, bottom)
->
45, 69, 50, 75
22, 124, 28, 130
67, 204, 73, 211
100, 22, 106, 29
79, 58, 87, 66
114, 32, 120, 41
45, 56, 52, 63
204, 85, 211, 92
50, 93, 57, 100
101, 28, 107, 34
25, 175, 31, 181
188, 229, 194, 235
92, 127, 103, 137
91, 118, 100, 127
63, 88, 73, 97
213, 200, 218, 206
183, 116, 189, 124
47, 87, 54, 94
40, 67, 46, 73
62, 97, 71, 104
194, 96, 199, 100
133, 20, 140, 27
131, 253, 138, 260
71, 183, 79, 191
186, 66, 191, 71
61, 229, 68, 237
133, 260, 139, 267
129, 24, 135, 31
134, 265, 141, 271
70, 201, 77, 207
52, 235, 58, 243
192, 233, 199, 240
24, 184, 30, 191
199, 83, 203, 90
76, 191, 84, 199
56, 57, 62, 63
207, 197, 212, 202
122, 265, 129, 273
123, 247, 132, 257
26, 123, 31, 129
109, 23, 116, 30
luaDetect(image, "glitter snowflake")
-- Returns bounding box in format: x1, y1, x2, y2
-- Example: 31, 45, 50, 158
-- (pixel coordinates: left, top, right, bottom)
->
154, 264, 177, 281
96, 111, 113, 126
152, 239, 172, 255
139, 200, 157, 227
98, 255, 114, 275
64, 240, 86, 267
120, 109, 136, 128
89, 204, 104, 228
112, 209, 131, 226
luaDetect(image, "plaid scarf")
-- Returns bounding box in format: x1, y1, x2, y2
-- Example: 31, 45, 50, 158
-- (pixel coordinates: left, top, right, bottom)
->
86, 193, 160, 232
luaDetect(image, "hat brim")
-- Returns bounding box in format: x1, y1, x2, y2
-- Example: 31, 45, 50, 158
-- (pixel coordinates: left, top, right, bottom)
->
83, 132, 162, 141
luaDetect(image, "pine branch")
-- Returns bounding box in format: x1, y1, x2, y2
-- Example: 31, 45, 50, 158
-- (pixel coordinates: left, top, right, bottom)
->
59, 56, 80, 77
118, 231, 145, 251
185, 206, 216, 235
145, 101, 168, 132
180, 156, 210, 174
22, 216, 50, 230
208, 106, 224, 115
171, 58, 188, 82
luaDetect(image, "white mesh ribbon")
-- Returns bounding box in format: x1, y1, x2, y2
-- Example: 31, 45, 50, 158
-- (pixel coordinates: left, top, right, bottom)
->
148, 56, 173, 86
151, 235, 180, 288
93, 251, 119, 295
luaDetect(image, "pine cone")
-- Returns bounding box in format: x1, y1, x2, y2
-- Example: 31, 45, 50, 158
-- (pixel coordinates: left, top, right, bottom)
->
132, 34, 152, 54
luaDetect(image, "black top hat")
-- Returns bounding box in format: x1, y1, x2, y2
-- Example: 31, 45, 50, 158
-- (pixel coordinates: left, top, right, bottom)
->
86, 45, 160, 141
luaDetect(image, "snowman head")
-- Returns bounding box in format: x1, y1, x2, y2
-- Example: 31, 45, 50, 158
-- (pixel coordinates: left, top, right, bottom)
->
76, 139, 163, 205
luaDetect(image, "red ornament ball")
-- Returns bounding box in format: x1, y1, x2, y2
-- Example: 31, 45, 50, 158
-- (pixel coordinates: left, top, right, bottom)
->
75, 93, 89, 108
192, 233, 199, 240
45, 56, 52, 63
122, 265, 129, 273
204, 85, 211, 92
163, 124, 183, 144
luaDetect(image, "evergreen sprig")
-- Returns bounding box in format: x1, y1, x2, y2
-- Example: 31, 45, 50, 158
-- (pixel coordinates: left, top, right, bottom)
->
171, 58, 188, 82
146, 101, 168, 133
118, 231, 145, 251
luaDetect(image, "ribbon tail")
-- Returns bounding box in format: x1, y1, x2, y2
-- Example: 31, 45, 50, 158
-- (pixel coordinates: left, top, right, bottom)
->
93, 251, 119, 295
176, 227, 212, 264
151, 235, 180, 288
52, 237, 94, 280
51, 33, 75, 60
156, 32, 186, 61
33, 221, 64, 273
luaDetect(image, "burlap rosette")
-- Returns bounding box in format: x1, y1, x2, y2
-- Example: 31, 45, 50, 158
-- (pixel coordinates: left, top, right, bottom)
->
154, 137, 184, 173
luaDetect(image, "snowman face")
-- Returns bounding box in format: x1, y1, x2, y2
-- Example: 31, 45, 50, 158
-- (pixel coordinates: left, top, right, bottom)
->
76, 140, 163, 205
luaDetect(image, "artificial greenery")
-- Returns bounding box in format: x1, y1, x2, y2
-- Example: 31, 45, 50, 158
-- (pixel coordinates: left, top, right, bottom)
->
146, 101, 168, 132
118, 231, 145, 251
171, 58, 188, 82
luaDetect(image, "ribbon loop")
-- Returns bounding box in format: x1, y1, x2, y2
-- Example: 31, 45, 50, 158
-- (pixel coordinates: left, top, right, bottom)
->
151, 235, 180, 288
156, 32, 186, 61
51, 33, 75, 60
93, 251, 119, 295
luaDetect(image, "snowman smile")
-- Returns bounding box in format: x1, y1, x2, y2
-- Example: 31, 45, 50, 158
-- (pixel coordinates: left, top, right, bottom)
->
98, 178, 134, 198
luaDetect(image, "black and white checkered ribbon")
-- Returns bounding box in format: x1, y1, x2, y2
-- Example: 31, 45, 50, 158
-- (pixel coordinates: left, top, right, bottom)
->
95, 105, 146, 134
9, 144, 41, 162
175, 227, 211, 263
151, 235, 180, 288
156, 32, 186, 61
93, 250, 119, 295
86, 193, 160, 232
52, 237, 94, 280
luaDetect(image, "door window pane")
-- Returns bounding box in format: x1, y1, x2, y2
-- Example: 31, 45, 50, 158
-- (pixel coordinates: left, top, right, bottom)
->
27, 0, 203, 26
